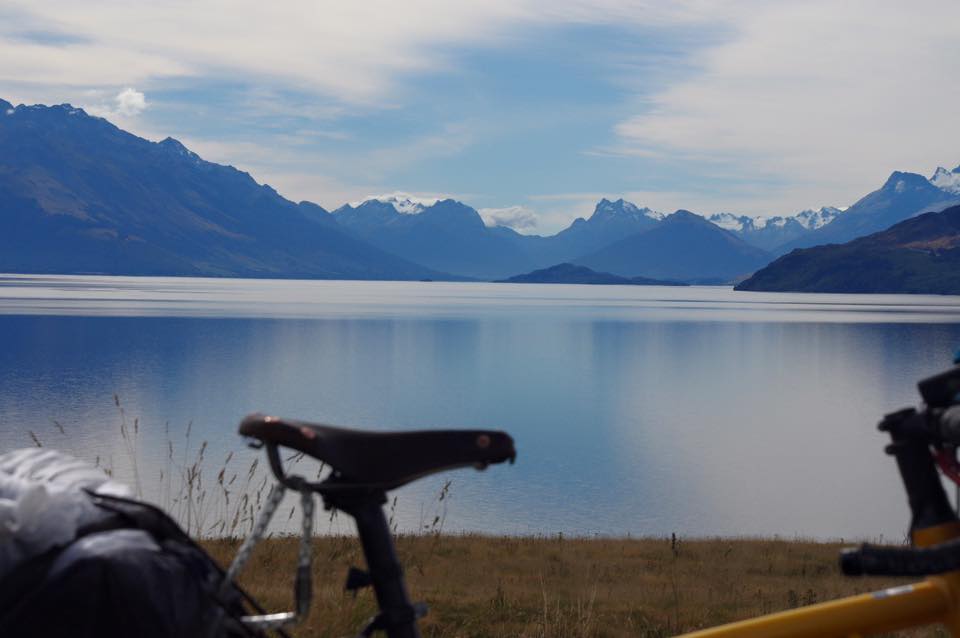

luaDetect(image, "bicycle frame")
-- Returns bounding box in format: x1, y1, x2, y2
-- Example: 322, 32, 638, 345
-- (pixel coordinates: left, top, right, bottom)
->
680, 543, 960, 637
679, 407, 960, 638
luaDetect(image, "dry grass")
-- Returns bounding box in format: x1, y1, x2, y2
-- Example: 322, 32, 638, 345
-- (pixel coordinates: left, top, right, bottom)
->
203, 534, 949, 638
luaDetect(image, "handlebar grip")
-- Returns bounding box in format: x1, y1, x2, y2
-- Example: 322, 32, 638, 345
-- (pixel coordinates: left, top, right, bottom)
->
841, 539, 960, 576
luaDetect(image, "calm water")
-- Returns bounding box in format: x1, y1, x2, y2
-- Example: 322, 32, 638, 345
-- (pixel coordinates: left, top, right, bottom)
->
2, 274, 960, 540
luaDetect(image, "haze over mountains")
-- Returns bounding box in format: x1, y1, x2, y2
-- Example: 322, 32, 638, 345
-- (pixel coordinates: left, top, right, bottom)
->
2, 98, 959, 289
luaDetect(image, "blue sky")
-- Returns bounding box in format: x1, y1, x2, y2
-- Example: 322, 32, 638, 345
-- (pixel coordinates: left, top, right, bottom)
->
3, 1, 960, 234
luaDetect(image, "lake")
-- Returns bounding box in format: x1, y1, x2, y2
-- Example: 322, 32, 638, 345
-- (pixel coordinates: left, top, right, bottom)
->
1, 274, 960, 540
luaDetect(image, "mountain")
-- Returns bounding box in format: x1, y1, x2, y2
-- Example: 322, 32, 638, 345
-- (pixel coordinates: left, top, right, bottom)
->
540, 198, 663, 260
736, 204, 960, 294
333, 198, 537, 279
931, 164, 960, 195
340, 193, 437, 216
575, 210, 772, 282
498, 262, 686, 286
11, 97, 959, 287
778, 171, 958, 252
0, 99, 445, 279
332, 196, 666, 280
793, 207, 844, 230
706, 207, 843, 253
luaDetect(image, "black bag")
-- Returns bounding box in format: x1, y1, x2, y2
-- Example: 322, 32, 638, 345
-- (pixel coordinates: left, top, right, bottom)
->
0, 493, 278, 638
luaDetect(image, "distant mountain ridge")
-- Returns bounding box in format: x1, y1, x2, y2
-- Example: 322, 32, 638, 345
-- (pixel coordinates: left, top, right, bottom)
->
778, 170, 959, 252
4, 96, 960, 289
332, 196, 669, 280
737, 204, 960, 294
0, 99, 445, 279
334, 198, 536, 279
332, 196, 772, 281
344, 160, 960, 263
537, 198, 663, 262
575, 210, 772, 282
706, 207, 843, 252
353, 192, 839, 255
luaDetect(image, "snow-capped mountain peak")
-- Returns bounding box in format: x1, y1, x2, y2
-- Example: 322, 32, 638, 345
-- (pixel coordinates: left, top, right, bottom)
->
704, 212, 780, 232
351, 192, 443, 215
591, 198, 664, 222
931, 165, 960, 195
794, 206, 843, 230
706, 206, 842, 234
706, 212, 749, 232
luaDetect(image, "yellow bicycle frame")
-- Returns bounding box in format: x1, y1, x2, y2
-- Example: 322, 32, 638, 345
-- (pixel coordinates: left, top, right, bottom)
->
678, 522, 960, 638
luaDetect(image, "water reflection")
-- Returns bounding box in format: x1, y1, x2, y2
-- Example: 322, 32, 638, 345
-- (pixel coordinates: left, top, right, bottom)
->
0, 276, 959, 539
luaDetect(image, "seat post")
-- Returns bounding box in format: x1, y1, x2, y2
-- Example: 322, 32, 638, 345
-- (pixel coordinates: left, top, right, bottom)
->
326, 490, 422, 638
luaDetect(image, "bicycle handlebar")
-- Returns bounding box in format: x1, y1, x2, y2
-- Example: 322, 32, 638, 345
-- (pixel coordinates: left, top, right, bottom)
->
839, 377, 960, 579
841, 538, 960, 577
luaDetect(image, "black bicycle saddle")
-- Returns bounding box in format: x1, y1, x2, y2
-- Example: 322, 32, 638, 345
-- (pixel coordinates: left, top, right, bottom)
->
239, 414, 515, 490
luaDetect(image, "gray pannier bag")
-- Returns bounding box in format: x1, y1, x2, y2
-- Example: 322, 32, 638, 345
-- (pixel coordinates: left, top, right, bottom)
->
0, 449, 280, 638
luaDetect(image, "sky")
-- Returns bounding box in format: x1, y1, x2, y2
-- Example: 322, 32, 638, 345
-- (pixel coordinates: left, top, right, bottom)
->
2, 1, 960, 235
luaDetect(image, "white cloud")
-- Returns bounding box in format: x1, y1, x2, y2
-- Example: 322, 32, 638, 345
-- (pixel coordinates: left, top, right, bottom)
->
0, 1, 526, 103
610, 0, 960, 216
5, 0, 959, 219
479, 205, 539, 231
115, 87, 146, 116
0, 1, 724, 104
84, 87, 149, 120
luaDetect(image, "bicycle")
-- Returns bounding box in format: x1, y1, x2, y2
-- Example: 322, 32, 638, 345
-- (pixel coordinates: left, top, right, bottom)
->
0, 399, 515, 636
674, 362, 960, 637
234, 365, 960, 638
226, 415, 516, 637
230, 361, 960, 638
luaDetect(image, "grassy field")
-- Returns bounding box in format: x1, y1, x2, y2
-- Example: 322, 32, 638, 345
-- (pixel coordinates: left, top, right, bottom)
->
203, 534, 947, 638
